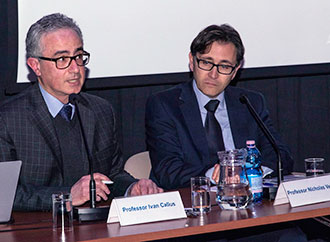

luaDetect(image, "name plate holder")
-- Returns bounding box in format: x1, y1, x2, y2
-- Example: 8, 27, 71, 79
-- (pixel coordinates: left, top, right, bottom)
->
107, 191, 187, 226
274, 174, 330, 207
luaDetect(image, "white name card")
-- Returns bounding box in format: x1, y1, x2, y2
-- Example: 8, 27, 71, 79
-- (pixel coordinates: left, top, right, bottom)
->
107, 191, 187, 226
274, 174, 330, 207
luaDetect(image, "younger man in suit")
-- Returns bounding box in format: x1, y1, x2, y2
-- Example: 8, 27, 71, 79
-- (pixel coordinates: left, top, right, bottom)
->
146, 24, 293, 190
0, 13, 162, 211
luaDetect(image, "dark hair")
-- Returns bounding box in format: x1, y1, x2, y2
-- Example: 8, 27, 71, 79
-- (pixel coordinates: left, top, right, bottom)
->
26, 13, 83, 58
190, 24, 244, 65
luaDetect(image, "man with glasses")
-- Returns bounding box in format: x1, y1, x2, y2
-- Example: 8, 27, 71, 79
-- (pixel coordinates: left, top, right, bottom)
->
146, 24, 293, 190
0, 13, 162, 211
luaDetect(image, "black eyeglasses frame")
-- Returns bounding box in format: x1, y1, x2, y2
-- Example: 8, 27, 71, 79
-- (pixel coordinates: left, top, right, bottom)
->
195, 57, 238, 75
36, 51, 90, 70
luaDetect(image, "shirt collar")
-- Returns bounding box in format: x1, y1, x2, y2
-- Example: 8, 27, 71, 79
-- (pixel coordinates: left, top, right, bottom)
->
39, 83, 74, 118
193, 80, 225, 113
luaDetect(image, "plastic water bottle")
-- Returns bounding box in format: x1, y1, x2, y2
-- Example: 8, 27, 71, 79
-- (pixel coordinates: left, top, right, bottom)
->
245, 140, 263, 202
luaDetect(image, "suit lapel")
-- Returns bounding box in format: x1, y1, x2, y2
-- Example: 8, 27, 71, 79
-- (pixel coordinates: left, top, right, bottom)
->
225, 87, 249, 149
27, 85, 62, 165
179, 81, 210, 160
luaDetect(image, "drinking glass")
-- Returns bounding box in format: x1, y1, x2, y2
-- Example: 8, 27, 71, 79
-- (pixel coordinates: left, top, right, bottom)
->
305, 158, 325, 177
191, 177, 211, 214
52, 193, 73, 232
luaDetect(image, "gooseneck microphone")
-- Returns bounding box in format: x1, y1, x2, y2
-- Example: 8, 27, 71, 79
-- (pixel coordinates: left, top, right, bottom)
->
239, 94, 283, 187
69, 94, 96, 209
69, 94, 109, 222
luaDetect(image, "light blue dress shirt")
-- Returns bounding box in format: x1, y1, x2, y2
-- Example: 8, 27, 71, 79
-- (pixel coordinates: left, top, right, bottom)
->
192, 80, 236, 183
193, 80, 235, 150
39, 84, 75, 120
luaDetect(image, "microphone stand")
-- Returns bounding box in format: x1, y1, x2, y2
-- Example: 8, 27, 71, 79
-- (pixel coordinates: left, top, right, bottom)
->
239, 95, 283, 197
70, 94, 109, 222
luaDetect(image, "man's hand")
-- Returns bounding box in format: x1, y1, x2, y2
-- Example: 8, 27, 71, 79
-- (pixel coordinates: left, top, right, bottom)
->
212, 164, 220, 184
70, 173, 111, 206
130, 179, 163, 196
212, 164, 241, 184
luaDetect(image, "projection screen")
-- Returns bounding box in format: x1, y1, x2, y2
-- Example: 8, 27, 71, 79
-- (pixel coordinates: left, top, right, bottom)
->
17, 0, 330, 83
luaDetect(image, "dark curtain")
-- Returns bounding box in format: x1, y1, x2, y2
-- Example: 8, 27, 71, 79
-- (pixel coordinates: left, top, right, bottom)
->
237, 74, 330, 172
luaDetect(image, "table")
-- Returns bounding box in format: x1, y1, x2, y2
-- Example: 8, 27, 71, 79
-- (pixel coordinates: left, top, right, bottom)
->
1, 188, 330, 242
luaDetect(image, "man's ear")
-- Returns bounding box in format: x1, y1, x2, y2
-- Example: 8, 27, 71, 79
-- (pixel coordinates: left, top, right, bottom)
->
231, 63, 241, 81
188, 52, 194, 72
27, 57, 41, 76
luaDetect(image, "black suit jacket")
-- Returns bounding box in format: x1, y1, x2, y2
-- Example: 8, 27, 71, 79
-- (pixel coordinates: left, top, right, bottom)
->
0, 84, 136, 211
145, 81, 293, 190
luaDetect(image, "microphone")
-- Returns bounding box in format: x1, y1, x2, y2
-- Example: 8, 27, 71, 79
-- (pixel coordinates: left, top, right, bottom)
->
69, 94, 96, 208
69, 94, 109, 222
239, 94, 283, 188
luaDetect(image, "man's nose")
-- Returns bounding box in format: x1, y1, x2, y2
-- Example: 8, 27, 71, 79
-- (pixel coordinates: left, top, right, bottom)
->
68, 59, 80, 73
208, 66, 219, 79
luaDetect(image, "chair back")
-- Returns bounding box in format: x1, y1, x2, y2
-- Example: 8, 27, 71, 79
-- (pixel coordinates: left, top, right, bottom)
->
124, 151, 151, 179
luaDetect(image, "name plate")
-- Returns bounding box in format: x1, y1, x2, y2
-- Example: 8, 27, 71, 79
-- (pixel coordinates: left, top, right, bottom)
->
107, 191, 187, 226
274, 174, 330, 207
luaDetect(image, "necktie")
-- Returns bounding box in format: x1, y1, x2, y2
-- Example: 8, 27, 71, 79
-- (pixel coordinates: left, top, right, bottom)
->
59, 104, 72, 122
204, 100, 225, 163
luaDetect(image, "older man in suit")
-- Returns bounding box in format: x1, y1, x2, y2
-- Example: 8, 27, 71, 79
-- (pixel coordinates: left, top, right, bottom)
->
0, 13, 162, 211
145, 24, 294, 190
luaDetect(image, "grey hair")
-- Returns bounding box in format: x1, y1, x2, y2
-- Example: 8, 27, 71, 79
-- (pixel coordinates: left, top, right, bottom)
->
25, 13, 83, 58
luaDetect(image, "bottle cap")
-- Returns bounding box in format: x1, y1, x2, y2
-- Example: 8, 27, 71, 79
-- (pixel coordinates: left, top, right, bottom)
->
246, 140, 256, 148
246, 140, 255, 145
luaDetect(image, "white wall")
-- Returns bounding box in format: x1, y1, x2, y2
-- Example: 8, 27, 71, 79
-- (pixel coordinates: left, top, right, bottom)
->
17, 0, 330, 82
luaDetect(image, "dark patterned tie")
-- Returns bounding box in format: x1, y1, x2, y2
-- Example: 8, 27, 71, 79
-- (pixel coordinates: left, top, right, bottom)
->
204, 100, 225, 163
59, 104, 72, 122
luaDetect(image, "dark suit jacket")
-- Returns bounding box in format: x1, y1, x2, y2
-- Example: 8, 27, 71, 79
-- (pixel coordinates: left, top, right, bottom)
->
145, 81, 293, 190
0, 84, 136, 211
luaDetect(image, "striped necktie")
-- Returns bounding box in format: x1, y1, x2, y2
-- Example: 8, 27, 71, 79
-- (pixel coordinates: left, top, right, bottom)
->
59, 104, 72, 122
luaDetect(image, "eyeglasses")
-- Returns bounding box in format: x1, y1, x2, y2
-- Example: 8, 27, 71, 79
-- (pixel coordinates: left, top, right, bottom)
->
195, 57, 237, 75
37, 51, 90, 69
